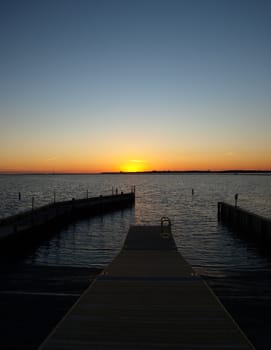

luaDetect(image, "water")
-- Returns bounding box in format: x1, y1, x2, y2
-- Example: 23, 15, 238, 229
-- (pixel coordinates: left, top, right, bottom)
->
1, 173, 270, 270
1, 173, 271, 348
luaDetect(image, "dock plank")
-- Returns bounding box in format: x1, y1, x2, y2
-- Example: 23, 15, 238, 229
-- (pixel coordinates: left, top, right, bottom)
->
39, 224, 255, 349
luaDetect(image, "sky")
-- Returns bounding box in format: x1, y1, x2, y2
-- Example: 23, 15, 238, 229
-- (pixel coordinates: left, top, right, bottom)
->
0, 0, 271, 173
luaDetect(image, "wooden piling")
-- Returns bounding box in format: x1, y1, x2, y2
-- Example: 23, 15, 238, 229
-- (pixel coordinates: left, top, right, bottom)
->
218, 202, 271, 246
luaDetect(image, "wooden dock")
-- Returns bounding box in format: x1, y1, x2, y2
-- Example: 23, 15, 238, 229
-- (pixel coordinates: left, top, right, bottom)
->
38, 219, 255, 349
218, 201, 271, 247
0, 192, 135, 247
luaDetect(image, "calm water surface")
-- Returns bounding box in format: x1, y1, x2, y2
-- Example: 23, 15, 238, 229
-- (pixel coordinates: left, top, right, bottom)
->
0, 173, 270, 271
1, 174, 271, 348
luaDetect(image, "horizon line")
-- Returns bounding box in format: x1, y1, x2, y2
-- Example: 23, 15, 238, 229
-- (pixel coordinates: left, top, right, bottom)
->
1, 169, 271, 175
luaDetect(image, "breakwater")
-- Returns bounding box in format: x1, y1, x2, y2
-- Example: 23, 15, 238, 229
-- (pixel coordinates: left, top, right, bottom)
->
218, 202, 271, 247
0, 191, 135, 247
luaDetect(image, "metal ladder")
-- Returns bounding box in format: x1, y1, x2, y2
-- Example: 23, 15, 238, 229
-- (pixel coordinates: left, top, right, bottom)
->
160, 216, 171, 239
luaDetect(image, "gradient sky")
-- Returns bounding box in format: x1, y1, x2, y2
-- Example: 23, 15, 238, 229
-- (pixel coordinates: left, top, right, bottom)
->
1, 0, 271, 172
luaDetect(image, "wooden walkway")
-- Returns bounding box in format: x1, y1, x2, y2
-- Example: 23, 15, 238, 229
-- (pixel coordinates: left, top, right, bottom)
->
39, 221, 255, 349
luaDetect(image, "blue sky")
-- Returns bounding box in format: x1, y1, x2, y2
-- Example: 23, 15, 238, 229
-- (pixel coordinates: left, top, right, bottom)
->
1, 0, 271, 172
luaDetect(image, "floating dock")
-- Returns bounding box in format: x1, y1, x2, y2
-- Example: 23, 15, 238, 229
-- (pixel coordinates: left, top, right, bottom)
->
39, 219, 255, 349
218, 201, 271, 246
0, 192, 135, 246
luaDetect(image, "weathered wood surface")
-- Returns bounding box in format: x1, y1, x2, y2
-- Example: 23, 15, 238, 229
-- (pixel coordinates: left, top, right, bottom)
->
39, 224, 255, 349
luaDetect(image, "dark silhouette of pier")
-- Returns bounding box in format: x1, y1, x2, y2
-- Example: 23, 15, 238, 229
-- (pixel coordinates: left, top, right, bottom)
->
0, 191, 135, 248
218, 202, 271, 249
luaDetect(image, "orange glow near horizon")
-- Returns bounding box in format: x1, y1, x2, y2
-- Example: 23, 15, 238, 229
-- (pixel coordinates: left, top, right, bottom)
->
1, 152, 271, 173
1, 137, 271, 173
2, 1, 271, 176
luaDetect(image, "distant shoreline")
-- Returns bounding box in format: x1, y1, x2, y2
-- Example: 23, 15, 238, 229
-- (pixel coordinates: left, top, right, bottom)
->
0, 170, 271, 175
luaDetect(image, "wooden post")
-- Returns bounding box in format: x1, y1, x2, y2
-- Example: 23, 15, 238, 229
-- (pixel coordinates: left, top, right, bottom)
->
217, 202, 222, 220
234, 193, 238, 207
18, 192, 21, 200
31, 196, 35, 224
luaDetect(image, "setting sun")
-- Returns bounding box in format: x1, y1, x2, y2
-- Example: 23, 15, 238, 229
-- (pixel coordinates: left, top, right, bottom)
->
1, 1, 271, 175
120, 160, 148, 173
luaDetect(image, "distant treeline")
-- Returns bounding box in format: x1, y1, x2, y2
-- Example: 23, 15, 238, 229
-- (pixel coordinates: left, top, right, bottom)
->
0, 170, 271, 175
101, 170, 271, 175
